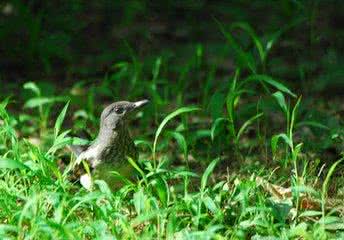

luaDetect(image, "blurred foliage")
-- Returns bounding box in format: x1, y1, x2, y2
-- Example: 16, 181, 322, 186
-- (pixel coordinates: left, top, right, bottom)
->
1, 0, 343, 94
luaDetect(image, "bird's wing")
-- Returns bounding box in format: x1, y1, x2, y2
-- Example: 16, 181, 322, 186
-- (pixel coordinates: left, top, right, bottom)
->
67, 129, 93, 157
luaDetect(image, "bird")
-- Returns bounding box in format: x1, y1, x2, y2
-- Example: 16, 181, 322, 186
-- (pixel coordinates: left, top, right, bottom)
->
69, 99, 149, 190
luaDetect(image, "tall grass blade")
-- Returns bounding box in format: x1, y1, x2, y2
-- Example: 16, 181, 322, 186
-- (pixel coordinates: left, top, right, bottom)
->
0, 158, 29, 170
54, 101, 69, 138
153, 106, 200, 165
201, 158, 220, 192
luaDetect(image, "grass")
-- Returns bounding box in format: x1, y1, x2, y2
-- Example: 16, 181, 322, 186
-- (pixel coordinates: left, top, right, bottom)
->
1, 3, 344, 238
0, 72, 343, 239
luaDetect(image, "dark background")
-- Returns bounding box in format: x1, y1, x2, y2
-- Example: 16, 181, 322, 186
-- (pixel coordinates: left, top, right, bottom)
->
1, 0, 343, 97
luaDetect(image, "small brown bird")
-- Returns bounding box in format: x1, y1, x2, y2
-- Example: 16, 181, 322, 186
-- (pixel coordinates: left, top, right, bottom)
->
69, 100, 149, 190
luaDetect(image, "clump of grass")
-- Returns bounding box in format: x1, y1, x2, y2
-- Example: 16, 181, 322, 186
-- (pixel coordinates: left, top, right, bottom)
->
1, 86, 343, 239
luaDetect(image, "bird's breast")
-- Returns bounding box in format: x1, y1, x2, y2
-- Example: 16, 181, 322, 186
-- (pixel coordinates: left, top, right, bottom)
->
100, 132, 137, 164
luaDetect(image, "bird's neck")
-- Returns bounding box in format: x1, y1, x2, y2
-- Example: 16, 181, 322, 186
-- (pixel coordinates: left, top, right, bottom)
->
96, 122, 131, 147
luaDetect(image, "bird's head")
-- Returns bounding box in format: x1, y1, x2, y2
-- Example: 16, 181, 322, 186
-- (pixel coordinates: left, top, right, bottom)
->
100, 99, 149, 130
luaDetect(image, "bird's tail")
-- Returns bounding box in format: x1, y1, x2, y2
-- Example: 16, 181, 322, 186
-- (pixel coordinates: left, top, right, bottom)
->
67, 130, 92, 157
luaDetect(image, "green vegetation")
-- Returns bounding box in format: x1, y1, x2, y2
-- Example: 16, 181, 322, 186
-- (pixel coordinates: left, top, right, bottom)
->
0, 1, 343, 239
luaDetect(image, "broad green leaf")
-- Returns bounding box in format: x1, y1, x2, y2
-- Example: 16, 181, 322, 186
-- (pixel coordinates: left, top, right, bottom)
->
211, 117, 228, 140
24, 97, 52, 108
236, 112, 263, 141
292, 143, 303, 161
109, 171, 133, 186
63, 192, 103, 224
23, 82, 41, 96
128, 157, 146, 181
53, 200, 65, 224
166, 212, 177, 240
153, 106, 200, 160
54, 101, 70, 138
166, 131, 188, 160
190, 129, 211, 143
272, 91, 288, 113
291, 185, 319, 198
201, 158, 220, 192
133, 188, 146, 215
0, 97, 11, 111
152, 57, 162, 82
271, 133, 292, 155
287, 222, 309, 239
47, 130, 72, 155
325, 222, 344, 230
0, 158, 29, 170
321, 216, 344, 230
299, 210, 322, 218
94, 180, 112, 195
24, 96, 67, 109
131, 210, 162, 227
70, 137, 91, 146
152, 176, 169, 207
289, 96, 302, 141
203, 195, 219, 214
243, 75, 296, 97
134, 139, 153, 152
225, 70, 241, 139
174, 170, 199, 178
73, 109, 89, 119
0, 224, 18, 234
296, 121, 330, 130
322, 159, 343, 214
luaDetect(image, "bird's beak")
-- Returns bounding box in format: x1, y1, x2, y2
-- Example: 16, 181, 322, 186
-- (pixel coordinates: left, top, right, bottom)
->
132, 99, 149, 109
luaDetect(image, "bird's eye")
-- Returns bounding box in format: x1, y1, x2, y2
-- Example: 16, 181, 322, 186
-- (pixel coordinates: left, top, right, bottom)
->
114, 107, 124, 114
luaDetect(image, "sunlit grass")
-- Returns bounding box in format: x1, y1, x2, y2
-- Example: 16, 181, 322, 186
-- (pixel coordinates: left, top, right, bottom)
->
0, 82, 343, 239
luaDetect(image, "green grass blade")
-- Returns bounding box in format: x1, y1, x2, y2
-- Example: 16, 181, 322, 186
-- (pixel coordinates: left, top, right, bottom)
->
215, 18, 257, 73
54, 101, 70, 138
0, 158, 29, 170
230, 22, 266, 64
201, 158, 220, 192
321, 158, 343, 219
244, 74, 296, 97
23, 82, 41, 96
153, 106, 200, 164
271, 133, 293, 156
272, 91, 288, 113
236, 112, 263, 141
166, 131, 188, 160
24, 96, 67, 109
211, 117, 228, 141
